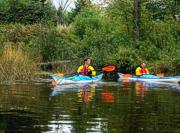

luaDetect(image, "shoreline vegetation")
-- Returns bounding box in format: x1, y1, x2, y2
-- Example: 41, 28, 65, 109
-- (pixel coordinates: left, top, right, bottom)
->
0, 0, 179, 83
0, 43, 40, 84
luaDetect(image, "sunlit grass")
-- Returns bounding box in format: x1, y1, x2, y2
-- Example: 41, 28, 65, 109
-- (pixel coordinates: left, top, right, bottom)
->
0, 42, 40, 83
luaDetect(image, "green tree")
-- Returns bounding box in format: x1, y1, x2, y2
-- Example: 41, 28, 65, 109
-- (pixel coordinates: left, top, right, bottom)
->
145, 0, 180, 21
0, 0, 57, 24
69, 0, 92, 23
72, 6, 102, 39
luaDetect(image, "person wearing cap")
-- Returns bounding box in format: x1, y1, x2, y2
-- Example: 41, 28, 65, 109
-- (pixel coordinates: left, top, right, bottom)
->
135, 63, 149, 76
77, 58, 96, 76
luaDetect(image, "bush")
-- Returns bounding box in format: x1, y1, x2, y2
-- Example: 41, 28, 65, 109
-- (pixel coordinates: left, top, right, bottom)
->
0, 24, 82, 62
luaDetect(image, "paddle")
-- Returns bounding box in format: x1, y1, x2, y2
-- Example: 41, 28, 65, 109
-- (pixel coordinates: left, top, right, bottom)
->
102, 65, 116, 72
53, 65, 117, 76
156, 73, 164, 77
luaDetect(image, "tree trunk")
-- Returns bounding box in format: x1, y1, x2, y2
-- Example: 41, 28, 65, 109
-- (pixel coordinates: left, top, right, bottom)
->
133, 0, 141, 46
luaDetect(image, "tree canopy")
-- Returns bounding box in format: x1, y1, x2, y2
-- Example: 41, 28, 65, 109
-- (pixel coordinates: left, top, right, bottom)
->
0, 0, 179, 74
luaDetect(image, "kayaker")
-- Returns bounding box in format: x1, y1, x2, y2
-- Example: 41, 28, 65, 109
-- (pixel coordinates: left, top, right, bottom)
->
135, 63, 149, 76
77, 58, 96, 76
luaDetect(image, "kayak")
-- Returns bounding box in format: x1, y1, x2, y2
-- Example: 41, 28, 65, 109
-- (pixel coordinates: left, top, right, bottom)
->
168, 76, 180, 78
118, 73, 180, 83
49, 74, 103, 85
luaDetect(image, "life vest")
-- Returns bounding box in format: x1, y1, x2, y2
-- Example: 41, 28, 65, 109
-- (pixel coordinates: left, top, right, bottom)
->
140, 68, 147, 74
80, 66, 91, 76
136, 67, 149, 75
77, 65, 96, 76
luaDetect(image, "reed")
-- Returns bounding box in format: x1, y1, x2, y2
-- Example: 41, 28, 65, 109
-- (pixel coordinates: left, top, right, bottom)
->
0, 43, 40, 83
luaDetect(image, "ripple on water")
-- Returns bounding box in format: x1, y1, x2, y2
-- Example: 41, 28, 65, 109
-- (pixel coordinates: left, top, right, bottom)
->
0, 82, 180, 133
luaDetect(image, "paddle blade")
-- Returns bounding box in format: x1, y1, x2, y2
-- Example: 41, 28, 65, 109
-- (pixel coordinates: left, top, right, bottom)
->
54, 73, 64, 76
123, 74, 132, 78
156, 73, 164, 77
102, 65, 116, 72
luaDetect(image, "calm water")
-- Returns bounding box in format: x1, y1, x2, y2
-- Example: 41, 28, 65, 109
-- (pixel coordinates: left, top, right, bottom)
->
0, 81, 180, 133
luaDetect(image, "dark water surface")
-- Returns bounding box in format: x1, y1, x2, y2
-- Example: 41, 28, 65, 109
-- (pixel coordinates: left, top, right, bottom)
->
0, 81, 180, 133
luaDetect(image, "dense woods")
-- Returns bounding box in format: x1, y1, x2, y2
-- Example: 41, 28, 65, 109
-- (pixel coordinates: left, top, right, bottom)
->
0, 0, 179, 76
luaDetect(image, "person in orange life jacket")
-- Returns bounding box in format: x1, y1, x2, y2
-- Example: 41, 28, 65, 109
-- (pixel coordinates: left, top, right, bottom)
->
135, 63, 149, 76
77, 58, 96, 76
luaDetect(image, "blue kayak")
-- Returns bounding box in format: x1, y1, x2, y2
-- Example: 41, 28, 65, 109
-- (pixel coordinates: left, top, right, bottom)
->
49, 74, 103, 85
118, 73, 180, 83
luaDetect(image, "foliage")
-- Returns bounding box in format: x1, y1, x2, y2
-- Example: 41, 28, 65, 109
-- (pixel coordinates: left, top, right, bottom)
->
0, 0, 179, 75
69, 0, 92, 23
72, 6, 102, 39
0, 0, 57, 24
104, 0, 180, 71
145, 0, 180, 21
35, 25, 82, 61
0, 42, 40, 83
0, 24, 82, 62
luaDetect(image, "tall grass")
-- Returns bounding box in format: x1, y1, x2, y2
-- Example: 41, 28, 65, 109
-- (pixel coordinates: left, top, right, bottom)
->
0, 43, 40, 83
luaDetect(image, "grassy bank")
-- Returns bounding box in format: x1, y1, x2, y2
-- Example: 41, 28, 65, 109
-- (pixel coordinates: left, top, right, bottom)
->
0, 43, 40, 83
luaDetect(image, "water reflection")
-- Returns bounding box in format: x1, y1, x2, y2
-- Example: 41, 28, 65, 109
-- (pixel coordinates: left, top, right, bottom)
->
48, 83, 110, 133
121, 79, 180, 90
86, 118, 108, 133
0, 84, 51, 132
77, 84, 96, 103
50, 84, 80, 97
50, 83, 97, 104
101, 89, 115, 103
135, 82, 147, 98
0, 82, 179, 133
45, 115, 74, 133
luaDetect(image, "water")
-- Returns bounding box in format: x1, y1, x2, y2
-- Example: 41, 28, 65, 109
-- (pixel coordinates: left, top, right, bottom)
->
0, 81, 180, 133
